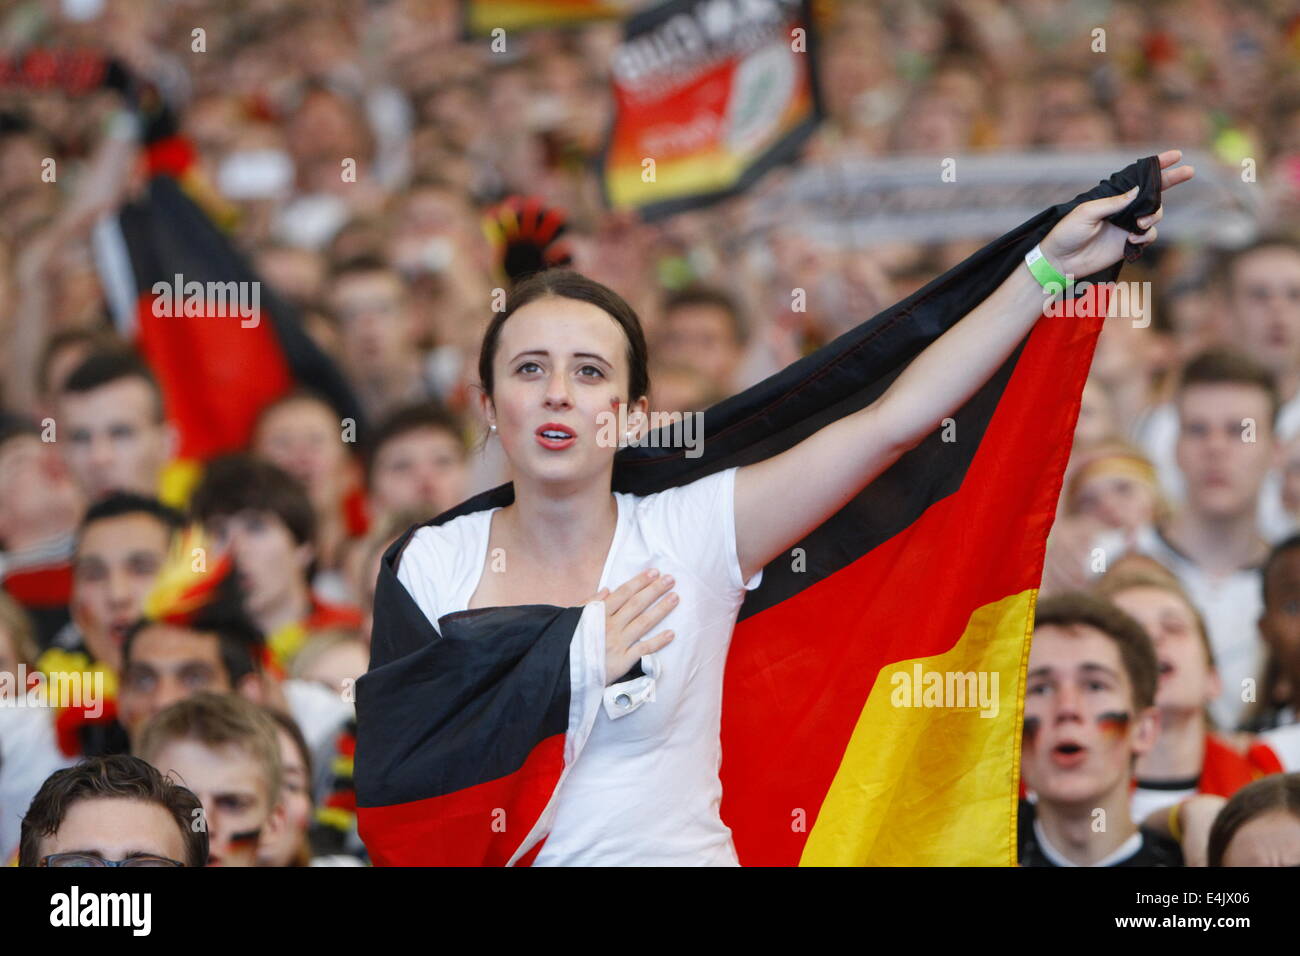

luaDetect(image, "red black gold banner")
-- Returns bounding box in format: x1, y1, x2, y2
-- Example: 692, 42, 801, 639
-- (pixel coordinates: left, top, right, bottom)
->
600, 0, 822, 220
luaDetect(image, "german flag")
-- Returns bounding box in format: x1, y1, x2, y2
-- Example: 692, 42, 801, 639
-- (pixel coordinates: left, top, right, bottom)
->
356, 156, 1161, 866
108, 132, 364, 476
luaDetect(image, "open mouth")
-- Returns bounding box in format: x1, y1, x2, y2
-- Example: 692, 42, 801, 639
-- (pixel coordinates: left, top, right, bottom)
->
1050, 741, 1087, 768
535, 423, 577, 450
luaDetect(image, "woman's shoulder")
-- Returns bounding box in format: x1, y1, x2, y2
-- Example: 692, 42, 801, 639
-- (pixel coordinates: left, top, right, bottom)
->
626, 466, 736, 514
397, 510, 493, 575
394, 509, 496, 619
622, 467, 744, 583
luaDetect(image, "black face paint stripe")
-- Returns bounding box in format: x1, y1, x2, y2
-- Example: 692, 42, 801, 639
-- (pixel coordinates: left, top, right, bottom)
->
228, 828, 261, 848
1023, 716, 1040, 745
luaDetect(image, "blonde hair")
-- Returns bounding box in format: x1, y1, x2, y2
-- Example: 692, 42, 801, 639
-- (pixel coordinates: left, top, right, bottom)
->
290, 628, 364, 683
1066, 438, 1170, 523
1094, 559, 1215, 669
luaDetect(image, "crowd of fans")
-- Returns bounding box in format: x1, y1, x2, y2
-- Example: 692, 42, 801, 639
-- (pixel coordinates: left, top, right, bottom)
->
4, 0, 1300, 866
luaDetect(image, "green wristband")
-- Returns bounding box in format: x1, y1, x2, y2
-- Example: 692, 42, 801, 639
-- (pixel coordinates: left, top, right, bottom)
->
1025, 244, 1072, 294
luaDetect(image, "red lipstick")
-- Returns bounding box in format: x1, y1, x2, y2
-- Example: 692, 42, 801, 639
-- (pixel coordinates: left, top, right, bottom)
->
535, 422, 576, 450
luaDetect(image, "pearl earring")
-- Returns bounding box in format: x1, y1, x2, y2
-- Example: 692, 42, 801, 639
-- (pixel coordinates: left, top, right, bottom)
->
489, 424, 497, 433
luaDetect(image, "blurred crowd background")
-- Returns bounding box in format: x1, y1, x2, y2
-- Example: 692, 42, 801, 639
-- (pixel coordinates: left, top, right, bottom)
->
3, 0, 1300, 867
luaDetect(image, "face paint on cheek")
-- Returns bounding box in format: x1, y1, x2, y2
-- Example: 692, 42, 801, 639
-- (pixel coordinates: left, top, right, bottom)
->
228, 828, 262, 852
1022, 716, 1040, 749
1097, 711, 1130, 737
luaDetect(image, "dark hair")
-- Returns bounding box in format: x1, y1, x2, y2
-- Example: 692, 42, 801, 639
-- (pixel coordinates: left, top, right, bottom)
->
254, 387, 338, 432
329, 253, 399, 285
662, 284, 748, 346
1033, 591, 1159, 711
1262, 532, 1300, 609
1250, 534, 1300, 730
123, 575, 264, 690
78, 492, 185, 545
406, 172, 464, 196
19, 754, 208, 866
1176, 348, 1280, 429
61, 349, 165, 423
1214, 235, 1300, 295
477, 269, 650, 408
0, 412, 40, 453
1208, 772, 1300, 866
363, 401, 466, 481
37, 328, 120, 397
190, 454, 316, 548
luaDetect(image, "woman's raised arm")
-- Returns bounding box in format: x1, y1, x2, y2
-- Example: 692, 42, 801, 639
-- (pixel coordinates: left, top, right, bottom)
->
733, 150, 1194, 584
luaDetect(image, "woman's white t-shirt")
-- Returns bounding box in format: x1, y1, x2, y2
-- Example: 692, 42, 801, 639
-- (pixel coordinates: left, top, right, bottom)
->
396, 465, 763, 866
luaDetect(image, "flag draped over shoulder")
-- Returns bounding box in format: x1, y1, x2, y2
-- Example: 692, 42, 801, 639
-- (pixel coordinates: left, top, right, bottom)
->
356, 155, 1162, 866
109, 138, 365, 466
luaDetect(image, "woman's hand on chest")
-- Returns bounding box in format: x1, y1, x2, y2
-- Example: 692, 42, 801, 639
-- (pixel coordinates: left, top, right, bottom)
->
590, 568, 679, 685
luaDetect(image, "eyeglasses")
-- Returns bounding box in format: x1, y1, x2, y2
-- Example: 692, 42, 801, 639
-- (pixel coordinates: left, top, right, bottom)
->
40, 853, 185, 868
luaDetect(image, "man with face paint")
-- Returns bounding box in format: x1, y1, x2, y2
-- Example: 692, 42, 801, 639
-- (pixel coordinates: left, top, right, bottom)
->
1018, 592, 1183, 866
134, 692, 284, 867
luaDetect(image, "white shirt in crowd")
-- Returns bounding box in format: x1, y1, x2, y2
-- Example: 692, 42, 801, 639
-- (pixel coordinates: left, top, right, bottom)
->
397, 465, 764, 866
1130, 781, 1199, 825
1260, 714, 1300, 771
0, 706, 75, 863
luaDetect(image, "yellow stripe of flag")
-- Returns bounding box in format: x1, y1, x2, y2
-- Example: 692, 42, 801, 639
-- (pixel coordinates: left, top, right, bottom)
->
801, 589, 1037, 865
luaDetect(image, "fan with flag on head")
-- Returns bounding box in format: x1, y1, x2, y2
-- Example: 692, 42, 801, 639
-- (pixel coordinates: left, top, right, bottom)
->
482, 195, 575, 283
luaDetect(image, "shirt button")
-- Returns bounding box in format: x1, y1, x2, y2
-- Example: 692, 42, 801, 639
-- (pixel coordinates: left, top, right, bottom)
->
615, 693, 632, 708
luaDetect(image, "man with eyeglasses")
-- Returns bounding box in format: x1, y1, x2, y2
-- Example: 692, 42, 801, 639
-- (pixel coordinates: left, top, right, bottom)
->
18, 753, 207, 867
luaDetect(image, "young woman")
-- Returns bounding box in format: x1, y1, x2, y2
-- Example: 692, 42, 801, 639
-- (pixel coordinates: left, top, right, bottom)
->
392, 150, 1194, 865
1208, 772, 1300, 866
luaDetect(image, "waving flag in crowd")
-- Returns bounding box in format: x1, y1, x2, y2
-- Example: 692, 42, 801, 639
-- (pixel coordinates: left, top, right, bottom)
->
113, 155, 364, 460
94, 96, 364, 490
